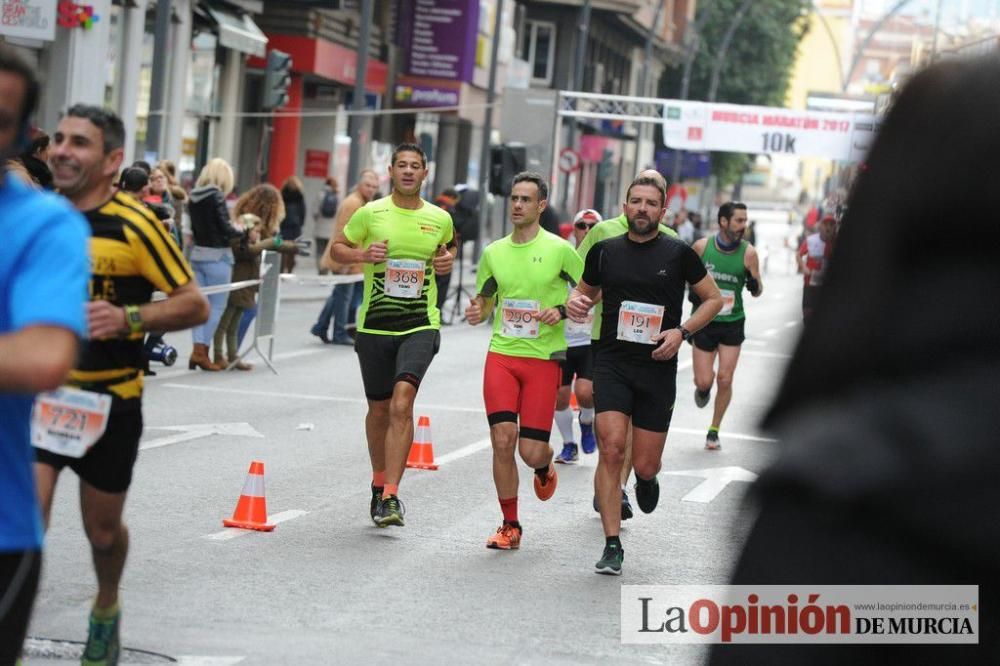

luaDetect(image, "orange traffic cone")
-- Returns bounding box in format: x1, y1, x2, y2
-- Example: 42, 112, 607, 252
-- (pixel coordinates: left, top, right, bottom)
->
223, 460, 275, 531
406, 415, 438, 470
570, 391, 579, 411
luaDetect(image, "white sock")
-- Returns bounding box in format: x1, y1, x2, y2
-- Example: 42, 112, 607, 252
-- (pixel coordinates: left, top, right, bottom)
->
554, 407, 575, 443
579, 407, 595, 425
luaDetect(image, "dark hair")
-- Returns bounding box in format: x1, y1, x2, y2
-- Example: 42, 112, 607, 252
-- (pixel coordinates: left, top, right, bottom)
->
119, 166, 149, 193
0, 44, 40, 130
511, 171, 548, 201
624, 175, 666, 206
442, 187, 459, 198
27, 130, 48, 155
717, 201, 747, 223
391, 142, 427, 168
131, 160, 152, 174
65, 104, 125, 154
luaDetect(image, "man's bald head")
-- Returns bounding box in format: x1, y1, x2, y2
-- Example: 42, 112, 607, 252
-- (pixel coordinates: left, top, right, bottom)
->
638, 169, 666, 190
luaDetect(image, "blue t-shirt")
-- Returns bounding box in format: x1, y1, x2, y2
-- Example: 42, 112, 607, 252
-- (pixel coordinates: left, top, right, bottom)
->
0, 175, 89, 552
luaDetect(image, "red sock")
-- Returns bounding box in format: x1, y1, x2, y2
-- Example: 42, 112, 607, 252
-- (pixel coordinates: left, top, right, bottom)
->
499, 496, 518, 523
384, 483, 399, 498
372, 470, 385, 488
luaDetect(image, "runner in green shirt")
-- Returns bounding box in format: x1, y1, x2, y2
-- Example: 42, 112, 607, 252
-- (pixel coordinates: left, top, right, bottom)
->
331, 143, 456, 528
465, 172, 583, 551
691, 202, 763, 451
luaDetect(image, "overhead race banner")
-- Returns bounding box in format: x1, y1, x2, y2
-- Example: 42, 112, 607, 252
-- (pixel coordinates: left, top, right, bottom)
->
663, 100, 877, 162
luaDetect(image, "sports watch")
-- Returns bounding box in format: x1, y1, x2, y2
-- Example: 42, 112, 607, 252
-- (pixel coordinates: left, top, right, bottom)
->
124, 305, 144, 335
556, 304, 568, 320
677, 326, 692, 341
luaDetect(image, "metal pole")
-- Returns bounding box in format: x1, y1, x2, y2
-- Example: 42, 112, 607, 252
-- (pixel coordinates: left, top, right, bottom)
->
707, 0, 754, 102
930, 0, 944, 60
670, 1, 713, 184
347, 0, 373, 190
561, 0, 591, 211
474, 0, 504, 260
145, 0, 171, 158
842, 0, 913, 92
637, 1, 666, 98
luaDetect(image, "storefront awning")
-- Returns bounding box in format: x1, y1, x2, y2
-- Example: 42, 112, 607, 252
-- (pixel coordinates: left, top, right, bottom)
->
207, 6, 267, 57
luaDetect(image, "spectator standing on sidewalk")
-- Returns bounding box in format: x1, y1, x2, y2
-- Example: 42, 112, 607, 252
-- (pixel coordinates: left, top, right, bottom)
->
188, 157, 241, 371
314, 176, 339, 275
311, 169, 378, 344
279, 175, 306, 274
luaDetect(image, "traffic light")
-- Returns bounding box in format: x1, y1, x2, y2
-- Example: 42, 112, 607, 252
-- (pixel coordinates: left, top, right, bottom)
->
489, 143, 527, 196
263, 49, 293, 111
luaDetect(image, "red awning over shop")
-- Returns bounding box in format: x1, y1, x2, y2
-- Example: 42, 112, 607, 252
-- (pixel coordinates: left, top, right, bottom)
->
251, 34, 388, 94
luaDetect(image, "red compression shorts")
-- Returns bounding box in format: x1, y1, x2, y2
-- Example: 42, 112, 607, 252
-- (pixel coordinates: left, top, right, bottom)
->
483, 351, 561, 442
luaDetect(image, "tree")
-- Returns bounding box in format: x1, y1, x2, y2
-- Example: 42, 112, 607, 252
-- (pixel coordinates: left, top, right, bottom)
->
662, 0, 811, 186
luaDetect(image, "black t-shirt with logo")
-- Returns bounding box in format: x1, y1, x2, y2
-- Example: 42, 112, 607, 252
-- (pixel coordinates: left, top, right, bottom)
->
582, 232, 707, 363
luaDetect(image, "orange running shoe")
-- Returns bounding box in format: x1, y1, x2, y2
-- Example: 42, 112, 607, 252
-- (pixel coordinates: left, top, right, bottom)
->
533, 464, 558, 501
486, 523, 522, 550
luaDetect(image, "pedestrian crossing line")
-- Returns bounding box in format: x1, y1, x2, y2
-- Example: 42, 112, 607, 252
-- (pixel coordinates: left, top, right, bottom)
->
203, 509, 309, 541
159, 383, 485, 414
741, 350, 792, 360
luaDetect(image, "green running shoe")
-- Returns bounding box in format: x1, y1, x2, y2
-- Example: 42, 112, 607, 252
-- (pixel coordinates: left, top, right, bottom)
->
82, 606, 120, 666
595, 542, 624, 576
370, 486, 383, 525
374, 495, 405, 528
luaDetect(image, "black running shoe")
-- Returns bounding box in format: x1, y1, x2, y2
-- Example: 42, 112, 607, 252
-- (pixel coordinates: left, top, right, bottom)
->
621, 489, 634, 521
374, 495, 405, 528
695, 387, 711, 408
634, 476, 660, 514
705, 430, 721, 451
595, 542, 624, 575
370, 486, 383, 524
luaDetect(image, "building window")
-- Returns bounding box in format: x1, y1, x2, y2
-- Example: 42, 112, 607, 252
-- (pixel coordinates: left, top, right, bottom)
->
520, 20, 556, 85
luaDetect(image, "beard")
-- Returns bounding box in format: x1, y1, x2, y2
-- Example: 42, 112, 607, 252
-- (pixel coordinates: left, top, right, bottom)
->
627, 214, 657, 236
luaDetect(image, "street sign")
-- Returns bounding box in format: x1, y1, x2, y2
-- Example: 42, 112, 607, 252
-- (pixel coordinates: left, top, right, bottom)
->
663, 100, 877, 162
558, 148, 581, 174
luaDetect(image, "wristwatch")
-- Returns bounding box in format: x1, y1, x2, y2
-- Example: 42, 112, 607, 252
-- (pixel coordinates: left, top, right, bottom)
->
556, 304, 568, 320
124, 305, 144, 335
677, 326, 692, 341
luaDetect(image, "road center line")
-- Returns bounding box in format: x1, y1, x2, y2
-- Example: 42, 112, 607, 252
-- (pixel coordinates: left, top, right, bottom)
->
203, 509, 308, 541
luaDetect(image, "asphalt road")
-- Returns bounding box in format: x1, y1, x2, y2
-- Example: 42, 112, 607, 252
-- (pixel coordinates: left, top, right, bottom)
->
26, 257, 805, 665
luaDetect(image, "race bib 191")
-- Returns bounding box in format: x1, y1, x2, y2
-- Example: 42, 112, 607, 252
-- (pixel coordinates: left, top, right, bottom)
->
617, 300, 665, 345
719, 289, 735, 316
31, 387, 112, 459
501, 298, 541, 339
384, 259, 426, 298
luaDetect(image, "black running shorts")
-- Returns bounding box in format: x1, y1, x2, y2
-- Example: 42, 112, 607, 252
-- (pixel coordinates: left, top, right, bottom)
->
0, 550, 42, 665
592, 356, 677, 433
560, 344, 594, 386
354, 329, 441, 401
35, 406, 143, 494
693, 318, 746, 352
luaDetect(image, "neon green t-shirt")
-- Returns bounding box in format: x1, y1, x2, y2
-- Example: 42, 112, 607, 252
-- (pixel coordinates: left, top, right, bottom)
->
344, 195, 454, 335
476, 228, 584, 361
575, 214, 678, 339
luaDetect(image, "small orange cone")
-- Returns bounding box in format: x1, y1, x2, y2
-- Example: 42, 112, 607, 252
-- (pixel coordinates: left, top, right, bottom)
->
570, 392, 579, 411
406, 415, 438, 470
223, 460, 275, 531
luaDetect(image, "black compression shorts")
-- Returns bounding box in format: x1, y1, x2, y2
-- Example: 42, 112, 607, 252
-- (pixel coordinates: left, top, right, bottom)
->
354, 329, 441, 401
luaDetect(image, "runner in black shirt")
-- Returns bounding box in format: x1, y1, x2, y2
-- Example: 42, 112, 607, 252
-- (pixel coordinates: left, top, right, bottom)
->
568, 175, 722, 575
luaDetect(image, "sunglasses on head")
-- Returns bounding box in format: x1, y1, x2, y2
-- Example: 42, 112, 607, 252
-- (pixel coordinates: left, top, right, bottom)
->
575, 220, 597, 230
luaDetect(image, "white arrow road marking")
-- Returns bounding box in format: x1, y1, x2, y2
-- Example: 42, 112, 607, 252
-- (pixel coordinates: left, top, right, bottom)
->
203, 509, 309, 541
663, 466, 758, 503
141, 422, 264, 451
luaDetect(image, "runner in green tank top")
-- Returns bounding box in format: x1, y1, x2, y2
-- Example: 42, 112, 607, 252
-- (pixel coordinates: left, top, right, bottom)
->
691, 202, 763, 451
